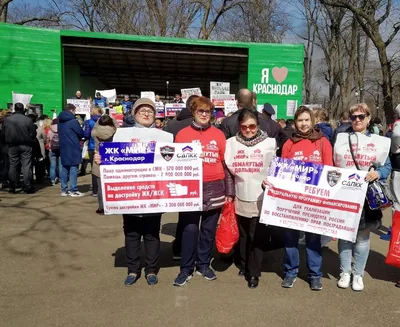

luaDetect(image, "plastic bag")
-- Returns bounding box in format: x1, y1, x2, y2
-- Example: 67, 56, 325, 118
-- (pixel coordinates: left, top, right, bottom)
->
81, 140, 89, 159
385, 210, 400, 268
216, 202, 239, 254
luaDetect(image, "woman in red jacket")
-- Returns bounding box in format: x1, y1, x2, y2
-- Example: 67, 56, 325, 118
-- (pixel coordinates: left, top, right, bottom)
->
267, 106, 333, 291
173, 96, 233, 286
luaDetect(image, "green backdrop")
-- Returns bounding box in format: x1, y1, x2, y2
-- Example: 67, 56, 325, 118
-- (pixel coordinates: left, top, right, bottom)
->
0, 23, 303, 119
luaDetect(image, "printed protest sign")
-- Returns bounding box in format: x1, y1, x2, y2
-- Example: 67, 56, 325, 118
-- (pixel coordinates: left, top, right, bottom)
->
210, 82, 230, 99
66, 99, 91, 116
96, 89, 117, 103
213, 94, 235, 107
99, 142, 203, 215
165, 103, 186, 117
155, 102, 165, 118
140, 91, 156, 103
181, 88, 202, 103
260, 157, 368, 242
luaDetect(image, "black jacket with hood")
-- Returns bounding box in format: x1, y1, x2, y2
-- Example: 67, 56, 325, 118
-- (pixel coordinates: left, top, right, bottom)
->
163, 106, 193, 139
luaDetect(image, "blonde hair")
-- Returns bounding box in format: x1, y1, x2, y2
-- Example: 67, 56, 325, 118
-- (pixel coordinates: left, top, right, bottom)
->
313, 107, 329, 123
91, 106, 104, 116
349, 103, 371, 116
43, 118, 53, 129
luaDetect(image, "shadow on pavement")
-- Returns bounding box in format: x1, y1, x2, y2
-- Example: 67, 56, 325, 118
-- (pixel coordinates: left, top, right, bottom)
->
1, 196, 118, 278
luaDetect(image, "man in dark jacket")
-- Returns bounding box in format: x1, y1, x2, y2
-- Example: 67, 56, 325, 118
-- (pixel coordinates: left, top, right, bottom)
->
283, 119, 295, 138
58, 103, 85, 197
164, 95, 199, 139
3, 102, 36, 193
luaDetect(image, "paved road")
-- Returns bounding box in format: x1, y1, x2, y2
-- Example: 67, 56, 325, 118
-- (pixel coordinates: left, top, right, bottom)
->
1, 177, 399, 327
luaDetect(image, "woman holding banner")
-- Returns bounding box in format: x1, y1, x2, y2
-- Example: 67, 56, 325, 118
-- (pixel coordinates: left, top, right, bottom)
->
95, 98, 173, 287
224, 108, 276, 288
264, 106, 333, 291
333, 103, 391, 291
173, 96, 233, 287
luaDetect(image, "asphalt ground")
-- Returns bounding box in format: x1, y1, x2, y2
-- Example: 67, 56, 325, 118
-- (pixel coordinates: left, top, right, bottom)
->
0, 176, 399, 327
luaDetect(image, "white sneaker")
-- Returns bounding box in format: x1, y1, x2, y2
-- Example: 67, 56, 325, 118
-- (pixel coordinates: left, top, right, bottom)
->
337, 273, 351, 289
352, 275, 364, 291
61, 191, 70, 197
70, 191, 85, 197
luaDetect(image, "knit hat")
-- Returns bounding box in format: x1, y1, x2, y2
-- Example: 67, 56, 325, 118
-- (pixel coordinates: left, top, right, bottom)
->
133, 98, 156, 115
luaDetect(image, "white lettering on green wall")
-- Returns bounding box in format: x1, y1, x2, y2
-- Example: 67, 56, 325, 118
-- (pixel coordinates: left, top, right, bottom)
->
252, 84, 298, 95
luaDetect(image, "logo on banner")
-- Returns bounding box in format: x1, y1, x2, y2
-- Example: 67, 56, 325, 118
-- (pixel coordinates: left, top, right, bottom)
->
206, 140, 218, 151
327, 170, 341, 187
342, 173, 363, 189
160, 146, 175, 161
250, 149, 263, 158
182, 146, 193, 153
363, 143, 376, 152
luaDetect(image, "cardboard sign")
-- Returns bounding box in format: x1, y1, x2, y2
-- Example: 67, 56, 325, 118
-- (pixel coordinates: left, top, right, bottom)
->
213, 94, 235, 107
224, 100, 238, 115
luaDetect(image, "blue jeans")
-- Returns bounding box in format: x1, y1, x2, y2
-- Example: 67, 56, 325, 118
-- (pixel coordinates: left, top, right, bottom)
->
180, 209, 221, 274
338, 220, 380, 276
49, 151, 61, 182
60, 165, 79, 193
284, 229, 322, 280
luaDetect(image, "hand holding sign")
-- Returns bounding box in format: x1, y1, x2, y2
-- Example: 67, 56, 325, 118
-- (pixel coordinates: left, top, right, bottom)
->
167, 183, 188, 196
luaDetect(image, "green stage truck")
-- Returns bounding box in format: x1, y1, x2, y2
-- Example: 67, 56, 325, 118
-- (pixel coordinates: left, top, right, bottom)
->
0, 23, 303, 119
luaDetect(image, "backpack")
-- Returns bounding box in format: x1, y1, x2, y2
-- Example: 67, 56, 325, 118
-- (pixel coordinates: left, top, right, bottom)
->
50, 131, 60, 151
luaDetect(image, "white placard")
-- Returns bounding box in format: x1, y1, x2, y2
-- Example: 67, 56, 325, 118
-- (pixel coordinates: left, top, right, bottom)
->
113, 127, 173, 143
140, 92, 156, 103
96, 89, 117, 103
181, 88, 202, 103
12, 92, 33, 111
224, 100, 238, 115
210, 82, 230, 98
286, 100, 297, 117
67, 99, 91, 116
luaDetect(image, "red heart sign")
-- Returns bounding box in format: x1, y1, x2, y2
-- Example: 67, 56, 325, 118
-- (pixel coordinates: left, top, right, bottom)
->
272, 67, 288, 83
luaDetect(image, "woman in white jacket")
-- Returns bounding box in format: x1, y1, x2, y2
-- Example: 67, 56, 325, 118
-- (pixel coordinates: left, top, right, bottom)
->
225, 108, 277, 288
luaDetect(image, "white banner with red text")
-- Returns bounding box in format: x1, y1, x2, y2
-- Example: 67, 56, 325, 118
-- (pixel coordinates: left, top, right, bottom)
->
260, 157, 368, 242
99, 142, 203, 215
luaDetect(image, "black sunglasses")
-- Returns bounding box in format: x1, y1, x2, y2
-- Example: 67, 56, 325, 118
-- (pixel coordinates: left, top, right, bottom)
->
350, 114, 368, 121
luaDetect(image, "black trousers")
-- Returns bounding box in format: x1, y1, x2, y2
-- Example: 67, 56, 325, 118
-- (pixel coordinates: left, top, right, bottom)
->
123, 214, 162, 276
172, 212, 184, 255
9, 145, 32, 191
237, 215, 269, 278
88, 150, 98, 194
0, 145, 9, 183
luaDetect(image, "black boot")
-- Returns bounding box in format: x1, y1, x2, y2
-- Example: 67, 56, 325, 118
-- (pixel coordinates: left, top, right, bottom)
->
248, 277, 259, 289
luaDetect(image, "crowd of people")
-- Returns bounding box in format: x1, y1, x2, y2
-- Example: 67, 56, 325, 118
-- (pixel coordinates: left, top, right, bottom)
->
1, 88, 399, 291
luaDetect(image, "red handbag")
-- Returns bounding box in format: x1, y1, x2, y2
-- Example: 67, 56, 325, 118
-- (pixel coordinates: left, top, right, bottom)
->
385, 210, 400, 268
216, 202, 239, 254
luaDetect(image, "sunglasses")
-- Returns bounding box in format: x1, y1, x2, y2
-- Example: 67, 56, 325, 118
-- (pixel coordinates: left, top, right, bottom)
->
350, 114, 367, 121
240, 124, 257, 132
196, 109, 212, 116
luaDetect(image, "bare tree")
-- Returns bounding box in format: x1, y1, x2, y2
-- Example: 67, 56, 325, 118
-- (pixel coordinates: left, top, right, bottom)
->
321, 0, 400, 124
215, 0, 289, 43
1, 0, 66, 26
